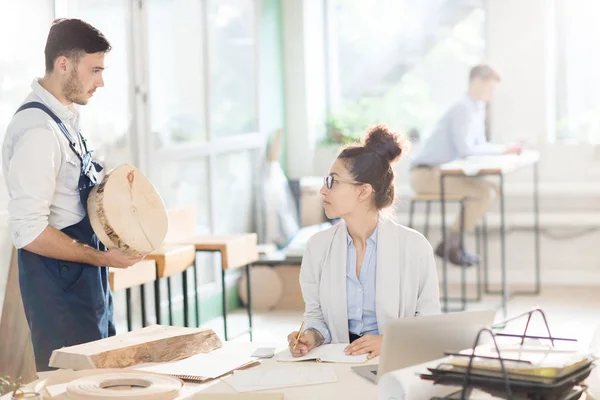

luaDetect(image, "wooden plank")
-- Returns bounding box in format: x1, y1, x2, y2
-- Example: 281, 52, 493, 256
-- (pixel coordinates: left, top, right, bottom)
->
165, 207, 258, 269
49, 325, 222, 370
145, 245, 196, 278
108, 260, 157, 291
0, 248, 37, 383
190, 234, 259, 270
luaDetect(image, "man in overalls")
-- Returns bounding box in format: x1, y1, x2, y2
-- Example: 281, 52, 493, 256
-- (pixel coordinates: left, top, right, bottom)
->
2, 18, 143, 371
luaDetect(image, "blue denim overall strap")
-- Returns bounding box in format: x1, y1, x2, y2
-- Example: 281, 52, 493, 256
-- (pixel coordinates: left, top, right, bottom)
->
14, 102, 114, 371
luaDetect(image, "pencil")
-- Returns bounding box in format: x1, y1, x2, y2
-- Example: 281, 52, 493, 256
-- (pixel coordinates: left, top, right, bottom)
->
293, 321, 306, 350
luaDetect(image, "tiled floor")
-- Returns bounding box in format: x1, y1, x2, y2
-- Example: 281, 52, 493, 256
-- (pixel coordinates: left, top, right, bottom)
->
205, 285, 600, 351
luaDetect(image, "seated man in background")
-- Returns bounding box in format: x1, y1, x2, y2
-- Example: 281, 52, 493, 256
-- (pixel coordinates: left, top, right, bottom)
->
409, 64, 523, 267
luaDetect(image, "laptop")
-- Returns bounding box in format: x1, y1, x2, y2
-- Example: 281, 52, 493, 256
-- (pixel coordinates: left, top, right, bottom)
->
352, 309, 496, 383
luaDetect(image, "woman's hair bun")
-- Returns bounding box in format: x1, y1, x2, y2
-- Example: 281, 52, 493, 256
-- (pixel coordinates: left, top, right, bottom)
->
364, 124, 404, 163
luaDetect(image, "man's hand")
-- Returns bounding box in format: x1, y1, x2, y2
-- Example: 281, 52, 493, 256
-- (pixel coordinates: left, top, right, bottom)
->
503, 142, 523, 155
23, 226, 143, 268
344, 335, 383, 360
102, 249, 144, 269
287, 329, 320, 357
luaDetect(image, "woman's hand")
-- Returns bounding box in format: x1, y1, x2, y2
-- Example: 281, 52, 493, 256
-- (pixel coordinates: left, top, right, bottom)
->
344, 335, 383, 360
287, 329, 321, 357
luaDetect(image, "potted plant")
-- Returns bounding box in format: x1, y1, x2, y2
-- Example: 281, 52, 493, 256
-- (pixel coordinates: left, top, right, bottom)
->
314, 114, 358, 175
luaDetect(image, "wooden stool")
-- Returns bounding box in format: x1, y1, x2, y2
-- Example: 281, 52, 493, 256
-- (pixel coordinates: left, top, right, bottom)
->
145, 244, 197, 327
408, 193, 465, 238
109, 260, 157, 332
166, 207, 258, 341
187, 234, 258, 341
407, 193, 487, 312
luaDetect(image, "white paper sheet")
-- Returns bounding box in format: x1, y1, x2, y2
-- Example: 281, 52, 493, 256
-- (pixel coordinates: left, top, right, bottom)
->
227, 365, 337, 392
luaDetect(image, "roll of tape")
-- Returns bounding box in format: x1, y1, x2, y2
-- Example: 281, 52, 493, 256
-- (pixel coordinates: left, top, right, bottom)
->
66, 372, 182, 400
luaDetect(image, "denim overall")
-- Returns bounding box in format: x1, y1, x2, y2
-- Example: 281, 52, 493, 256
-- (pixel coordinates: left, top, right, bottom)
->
14, 102, 115, 371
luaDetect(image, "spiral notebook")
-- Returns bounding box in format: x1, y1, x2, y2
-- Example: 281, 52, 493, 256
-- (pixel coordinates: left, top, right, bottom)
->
138, 352, 260, 383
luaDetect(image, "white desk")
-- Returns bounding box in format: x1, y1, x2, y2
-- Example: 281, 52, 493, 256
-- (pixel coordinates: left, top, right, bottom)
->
200, 344, 378, 399
3, 342, 379, 400
439, 151, 540, 176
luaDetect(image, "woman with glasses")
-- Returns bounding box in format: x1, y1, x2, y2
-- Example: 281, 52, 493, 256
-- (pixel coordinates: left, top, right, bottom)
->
286, 125, 440, 360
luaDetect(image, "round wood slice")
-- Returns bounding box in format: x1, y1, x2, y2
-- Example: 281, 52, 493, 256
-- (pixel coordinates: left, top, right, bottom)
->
88, 164, 168, 257
238, 266, 283, 310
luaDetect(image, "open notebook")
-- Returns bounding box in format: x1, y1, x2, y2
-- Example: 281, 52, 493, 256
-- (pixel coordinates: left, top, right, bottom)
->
138, 352, 260, 383
276, 344, 368, 364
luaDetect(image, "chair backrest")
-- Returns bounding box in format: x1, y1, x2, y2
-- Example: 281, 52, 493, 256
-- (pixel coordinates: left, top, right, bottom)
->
164, 205, 197, 244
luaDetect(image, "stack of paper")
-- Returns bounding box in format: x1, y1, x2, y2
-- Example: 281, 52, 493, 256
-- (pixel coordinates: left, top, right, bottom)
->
447, 343, 593, 381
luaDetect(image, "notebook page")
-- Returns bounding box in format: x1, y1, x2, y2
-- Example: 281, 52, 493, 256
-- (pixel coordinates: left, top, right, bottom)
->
320, 344, 368, 364
139, 352, 255, 379
274, 345, 329, 362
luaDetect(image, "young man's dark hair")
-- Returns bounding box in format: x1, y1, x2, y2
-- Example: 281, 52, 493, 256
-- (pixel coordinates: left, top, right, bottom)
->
45, 18, 112, 72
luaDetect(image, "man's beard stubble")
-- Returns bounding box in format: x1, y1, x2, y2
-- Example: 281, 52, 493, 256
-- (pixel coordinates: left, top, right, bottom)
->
63, 67, 87, 105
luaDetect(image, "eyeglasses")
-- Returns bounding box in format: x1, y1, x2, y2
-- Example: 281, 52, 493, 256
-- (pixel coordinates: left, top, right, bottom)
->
324, 175, 363, 190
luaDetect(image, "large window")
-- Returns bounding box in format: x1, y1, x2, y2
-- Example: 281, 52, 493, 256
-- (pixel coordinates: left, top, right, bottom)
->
55, 0, 134, 168
145, 0, 260, 285
554, 0, 600, 143
147, 0, 207, 147
207, 0, 258, 137
0, 1, 55, 206
325, 0, 486, 140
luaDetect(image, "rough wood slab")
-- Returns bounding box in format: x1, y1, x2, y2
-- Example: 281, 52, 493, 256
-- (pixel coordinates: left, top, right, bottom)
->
109, 260, 157, 291
49, 325, 222, 370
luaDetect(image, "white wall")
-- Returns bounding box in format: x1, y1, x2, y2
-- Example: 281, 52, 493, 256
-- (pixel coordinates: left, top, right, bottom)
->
487, 0, 551, 146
